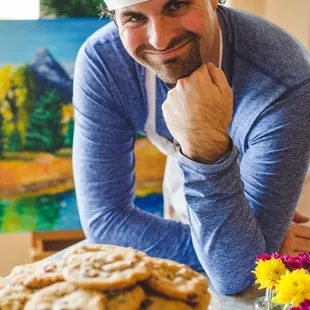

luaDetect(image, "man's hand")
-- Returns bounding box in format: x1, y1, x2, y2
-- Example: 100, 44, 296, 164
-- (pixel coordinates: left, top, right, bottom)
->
280, 211, 310, 257
162, 63, 233, 164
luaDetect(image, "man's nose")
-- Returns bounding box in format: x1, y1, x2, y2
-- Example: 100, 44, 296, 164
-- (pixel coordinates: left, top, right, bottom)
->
148, 17, 176, 51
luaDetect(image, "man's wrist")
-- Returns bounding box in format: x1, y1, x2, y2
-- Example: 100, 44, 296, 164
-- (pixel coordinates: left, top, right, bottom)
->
181, 136, 232, 165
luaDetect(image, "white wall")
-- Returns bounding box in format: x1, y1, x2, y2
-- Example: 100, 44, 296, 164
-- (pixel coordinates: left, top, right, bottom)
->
227, 0, 265, 16
0, 233, 32, 276
229, 0, 310, 48
264, 0, 310, 49
0, 0, 40, 19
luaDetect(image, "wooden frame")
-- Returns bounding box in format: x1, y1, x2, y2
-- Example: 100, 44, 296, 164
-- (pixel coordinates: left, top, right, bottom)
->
31, 229, 85, 261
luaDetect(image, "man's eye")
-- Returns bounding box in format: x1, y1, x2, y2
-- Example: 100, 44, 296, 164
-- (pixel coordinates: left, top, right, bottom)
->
167, 1, 186, 11
128, 15, 145, 23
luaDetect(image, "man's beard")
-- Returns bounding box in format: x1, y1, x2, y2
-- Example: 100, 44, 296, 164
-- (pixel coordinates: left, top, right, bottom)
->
136, 32, 202, 87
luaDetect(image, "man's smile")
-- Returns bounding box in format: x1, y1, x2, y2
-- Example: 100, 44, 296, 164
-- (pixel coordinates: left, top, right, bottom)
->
145, 40, 191, 60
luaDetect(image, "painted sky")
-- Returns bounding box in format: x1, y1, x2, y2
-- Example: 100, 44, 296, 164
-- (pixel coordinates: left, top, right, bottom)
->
0, 18, 109, 74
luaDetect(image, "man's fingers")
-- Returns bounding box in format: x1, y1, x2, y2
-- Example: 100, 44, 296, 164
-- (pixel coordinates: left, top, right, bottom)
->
293, 224, 310, 238
206, 62, 230, 93
280, 224, 310, 256
293, 211, 310, 224
177, 64, 212, 91
295, 236, 310, 252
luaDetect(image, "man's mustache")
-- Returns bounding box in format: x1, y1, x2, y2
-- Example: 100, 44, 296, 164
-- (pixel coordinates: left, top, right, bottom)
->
136, 32, 199, 55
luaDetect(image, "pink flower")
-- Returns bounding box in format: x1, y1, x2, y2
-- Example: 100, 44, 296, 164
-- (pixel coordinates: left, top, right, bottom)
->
282, 252, 310, 271
256, 253, 283, 262
291, 299, 310, 310
256, 253, 272, 261
297, 253, 310, 271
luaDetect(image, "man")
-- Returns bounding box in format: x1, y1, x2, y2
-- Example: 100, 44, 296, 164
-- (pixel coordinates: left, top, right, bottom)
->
72, 0, 310, 294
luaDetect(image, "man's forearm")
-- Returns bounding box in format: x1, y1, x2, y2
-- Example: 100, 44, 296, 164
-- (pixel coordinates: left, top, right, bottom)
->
79, 200, 203, 271
179, 145, 272, 294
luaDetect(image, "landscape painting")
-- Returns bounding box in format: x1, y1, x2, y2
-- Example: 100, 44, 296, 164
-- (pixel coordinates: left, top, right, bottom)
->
0, 18, 166, 233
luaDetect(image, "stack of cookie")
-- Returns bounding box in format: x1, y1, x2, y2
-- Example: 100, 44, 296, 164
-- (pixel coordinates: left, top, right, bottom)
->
0, 244, 210, 310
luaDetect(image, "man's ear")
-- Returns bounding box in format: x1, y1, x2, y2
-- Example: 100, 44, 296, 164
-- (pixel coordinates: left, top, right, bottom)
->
211, 0, 219, 10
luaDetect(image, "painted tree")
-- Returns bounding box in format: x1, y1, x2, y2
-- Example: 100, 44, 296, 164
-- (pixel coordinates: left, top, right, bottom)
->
0, 113, 3, 157
0, 64, 36, 152
21, 65, 36, 116
41, 0, 105, 17
0, 199, 6, 231
64, 118, 74, 148
9, 128, 23, 153
25, 88, 63, 152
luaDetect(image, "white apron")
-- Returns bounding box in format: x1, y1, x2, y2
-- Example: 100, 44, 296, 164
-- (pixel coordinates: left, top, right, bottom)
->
144, 68, 188, 223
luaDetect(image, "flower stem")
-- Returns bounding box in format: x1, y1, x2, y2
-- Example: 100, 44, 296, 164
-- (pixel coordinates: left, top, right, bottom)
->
266, 288, 273, 310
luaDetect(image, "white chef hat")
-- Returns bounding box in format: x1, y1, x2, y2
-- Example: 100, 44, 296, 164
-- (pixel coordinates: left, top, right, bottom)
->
105, 0, 150, 10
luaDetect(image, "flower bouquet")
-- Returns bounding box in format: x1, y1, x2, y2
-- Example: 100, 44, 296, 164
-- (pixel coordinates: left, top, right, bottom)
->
252, 252, 310, 310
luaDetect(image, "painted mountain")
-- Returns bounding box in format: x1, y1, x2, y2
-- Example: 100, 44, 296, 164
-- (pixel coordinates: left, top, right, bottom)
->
29, 48, 73, 103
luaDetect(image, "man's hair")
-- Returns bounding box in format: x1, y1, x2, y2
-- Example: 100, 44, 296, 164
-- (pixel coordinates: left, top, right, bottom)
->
100, 0, 227, 20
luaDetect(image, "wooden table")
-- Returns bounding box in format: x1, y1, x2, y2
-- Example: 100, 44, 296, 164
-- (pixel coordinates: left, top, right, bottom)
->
47, 240, 263, 310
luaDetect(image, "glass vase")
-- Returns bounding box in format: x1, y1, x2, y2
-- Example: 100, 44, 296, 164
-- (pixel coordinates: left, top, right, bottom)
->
253, 288, 284, 310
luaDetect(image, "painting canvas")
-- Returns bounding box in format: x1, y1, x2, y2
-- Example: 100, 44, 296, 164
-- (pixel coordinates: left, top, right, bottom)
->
0, 18, 166, 233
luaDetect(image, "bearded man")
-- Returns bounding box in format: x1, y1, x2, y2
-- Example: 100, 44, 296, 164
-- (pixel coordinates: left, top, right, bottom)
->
72, 0, 310, 294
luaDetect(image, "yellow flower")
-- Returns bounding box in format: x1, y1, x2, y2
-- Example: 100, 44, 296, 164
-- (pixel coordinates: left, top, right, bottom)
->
272, 269, 310, 307
252, 258, 288, 289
